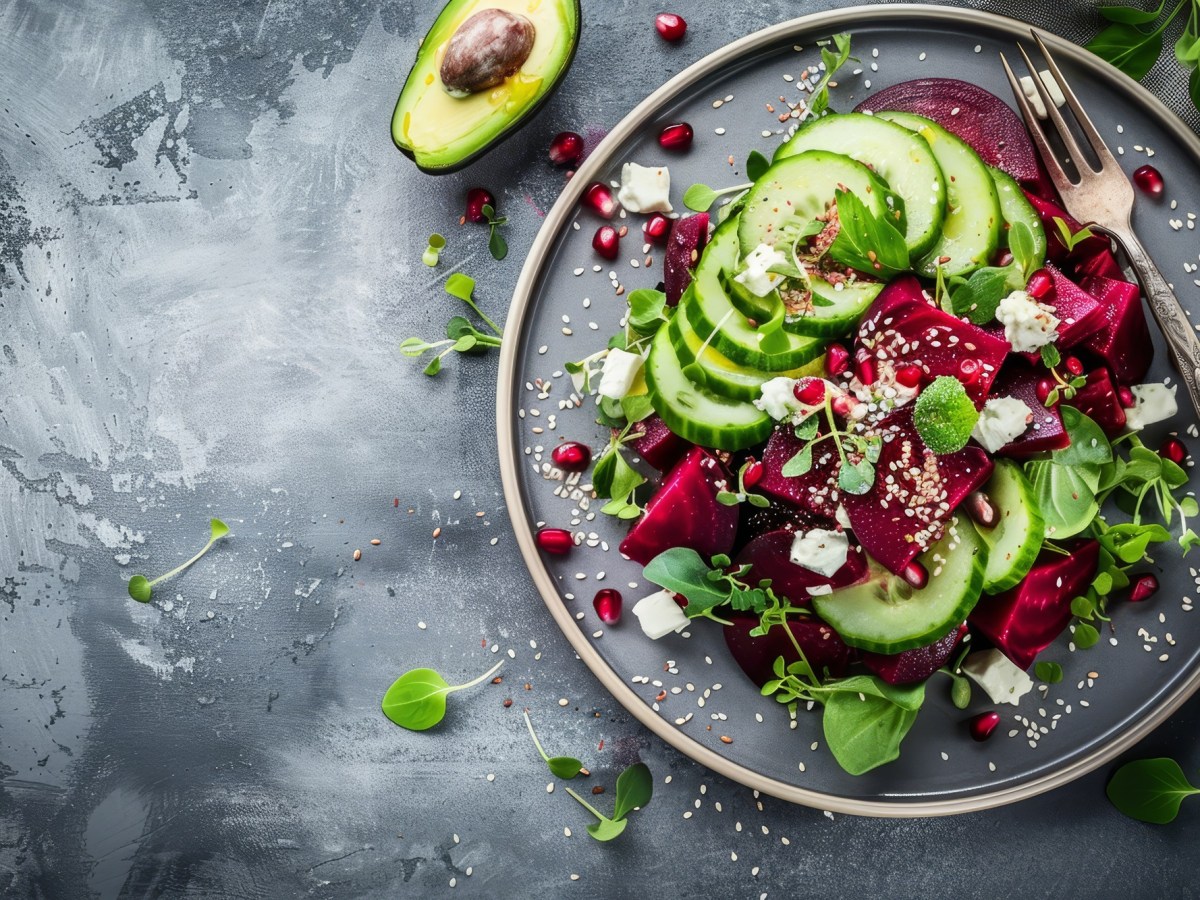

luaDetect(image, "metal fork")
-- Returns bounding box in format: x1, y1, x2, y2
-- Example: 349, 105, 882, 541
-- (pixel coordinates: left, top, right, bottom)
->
1000, 32, 1200, 415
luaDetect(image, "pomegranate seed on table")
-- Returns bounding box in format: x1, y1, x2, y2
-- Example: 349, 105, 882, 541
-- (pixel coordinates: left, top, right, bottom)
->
654, 12, 687, 42
793, 377, 826, 406
643, 213, 671, 244
1160, 437, 1188, 464
593, 589, 623, 624
1026, 268, 1054, 300
593, 224, 620, 259
535, 527, 575, 554
825, 342, 850, 376
658, 122, 694, 152
969, 711, 1001, 741
464, 186, 495, 223
1129, 573, 1159, 602
551, 441, 592, 471
583, 181, 617, 218
548, 131, 584, 167
1132, 164, 1164, 197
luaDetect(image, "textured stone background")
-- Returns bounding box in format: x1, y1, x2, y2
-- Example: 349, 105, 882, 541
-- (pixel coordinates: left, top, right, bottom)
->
2, 0, 1199, 897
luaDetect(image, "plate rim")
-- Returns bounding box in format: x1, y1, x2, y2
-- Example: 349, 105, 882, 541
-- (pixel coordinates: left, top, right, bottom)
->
496, 3, 1200, 817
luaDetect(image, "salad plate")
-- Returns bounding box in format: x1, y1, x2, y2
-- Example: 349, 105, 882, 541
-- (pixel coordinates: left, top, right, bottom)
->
497, 4, 1200, 815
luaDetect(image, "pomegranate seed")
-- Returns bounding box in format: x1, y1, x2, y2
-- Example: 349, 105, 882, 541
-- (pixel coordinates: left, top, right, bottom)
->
958, 357, 982, 385
1132, 164, 1164, 198
966, 490, 998, 528
535, 527, 575, 554
743, 460, 763, 489
593, 589, 623, 624
993, 248, 1014, 268
793, 377, 826, 406
1036, 378, 1056, 405
825, 343, 850, 377
1160, 437, 1188, 464
1130, 573, 1159, 602
593, 225, 620, 260
1064, 356, 1084, 376
969, 711, 1001, 742
1118, 385, 1136, 408
465, 187, 495, 223
894, 364, 923, 389
1026, 268, 1054, 300
643, 213, 671, 244
583, 181, 617, 218
658, 122, 694, 152
551, 441, 592, 471
831, 395, 854, 418
654, 12, 687, 41
855, 356, 876, 387
902, 560, 928, 590
548, 131, 585, 168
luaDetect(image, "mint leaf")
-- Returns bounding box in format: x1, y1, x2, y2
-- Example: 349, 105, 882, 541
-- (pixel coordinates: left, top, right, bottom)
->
913, 376, 979, 454
950, 265, 1014, 324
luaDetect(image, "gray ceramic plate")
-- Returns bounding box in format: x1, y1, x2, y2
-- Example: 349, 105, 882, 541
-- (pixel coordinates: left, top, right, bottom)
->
497, 4, 1200, 815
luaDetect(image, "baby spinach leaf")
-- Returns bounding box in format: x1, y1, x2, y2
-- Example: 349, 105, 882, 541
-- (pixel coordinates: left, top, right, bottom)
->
822, 683, 923, 775
523, 710, 584, 779
642, 547, 732, 615
1026, 460, 1098, 539
1055, 408, 1113, 470
127, 518, 231, 603
612, 762, 653, 820
1035, 661, 1064, 684
1107, 757, 1200, 823
627, 288, 670, 334
381, 660, 503, 731
950, 266, 1014, 324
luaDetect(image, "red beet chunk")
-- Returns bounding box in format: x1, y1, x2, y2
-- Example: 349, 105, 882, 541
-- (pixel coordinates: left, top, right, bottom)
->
757, 426, 843, 521
663, 212, 709, 306
723, 614, 852, 686
733, 528, 868, 607
969, 540, 1100, 669
1043, 265, 1106, 349
618, 447, 738, 565
1070, 245, 1124, 281
1022, 191, 1110, 263
855, 277, 1010, 404
988, 362, 1070, 457
625, 413, 689, 471
1080, 274, 1152, 384
842, 405, 994, 576
1065, 367, 1127, 437
863, 623, 967, 685
854, 78, 1039, 182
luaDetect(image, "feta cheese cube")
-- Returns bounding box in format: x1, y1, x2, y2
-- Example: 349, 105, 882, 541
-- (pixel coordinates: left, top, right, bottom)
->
734, 243, 789, 297
961, 649, 1033, 706
616, 162, 672, 214
597, 348, 644, 400
996, 290, 1059, 352
789, 528, 849, 578
1124, 382, 1178, 431
754, 376, 801, 421
971, 397, 1034, 453
631, 590, 689, 639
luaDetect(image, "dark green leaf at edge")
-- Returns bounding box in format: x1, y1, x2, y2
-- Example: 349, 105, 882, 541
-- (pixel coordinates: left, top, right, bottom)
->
1107, 757, 1200, 823
1086, 22, 1163, 82
1035, 661, 1064, 684
1098, 0, 1165, 25
746, 150, 770, 182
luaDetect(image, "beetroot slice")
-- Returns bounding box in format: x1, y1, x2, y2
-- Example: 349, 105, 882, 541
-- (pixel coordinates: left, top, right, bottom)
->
733, 528, 868, 607
723, 614, 852, 686
1080, 274, 1152, 384
618, 446, 737, 565
862, 623, 967, 685
988, 362, 1069, 458
854, 78, 1039, 182
1021, 190, 1111, 263
757, 426, 843, 521
625, 413, 689, 471
1070, 245, 1124, 281
663, 212, 710, 306
1065, 367, 1127, 437
1043, 264, 1106, 349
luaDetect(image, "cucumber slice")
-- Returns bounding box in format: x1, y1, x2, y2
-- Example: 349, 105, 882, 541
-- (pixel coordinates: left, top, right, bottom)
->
668, 310, 822, 401
877, 111, 1002, 279
980, 460, 1045, 593
723, 270, 880, 339
737, 149, 904, 262
812, 516, 987, 653
989, 167, 1047, 270
776, 112, 945, 259
688, 221, 825, 372
645, 322, 773, 451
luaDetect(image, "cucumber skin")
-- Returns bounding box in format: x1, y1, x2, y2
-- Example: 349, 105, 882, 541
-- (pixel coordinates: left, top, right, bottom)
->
989, 167, 1048, 271
981, 460, 1046, 594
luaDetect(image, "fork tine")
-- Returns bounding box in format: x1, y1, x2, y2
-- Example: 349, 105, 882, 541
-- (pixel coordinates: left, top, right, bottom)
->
1032, 31, 1123, 174
999, 51, 1076, 198
1016, 42, 1093, 178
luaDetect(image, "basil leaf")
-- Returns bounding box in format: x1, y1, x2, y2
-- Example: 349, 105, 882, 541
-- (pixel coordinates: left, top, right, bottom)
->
642, 547, 732, 616
1086, 22, 1164, 81
1107, 758, 1200, 824
950, 265, 1013, 324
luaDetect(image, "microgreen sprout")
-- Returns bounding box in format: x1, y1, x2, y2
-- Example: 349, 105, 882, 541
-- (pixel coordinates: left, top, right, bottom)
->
780, 393, 881, 495
564, 762, 653, 841
1051, 216, 1098, 253
716, 460, 772, 508
423, 233, 446, 267
682, 181, 752, 213
399, 274, 503, 376
127, 518, 229, 603
381, 660, 503, 731
480, 203, 509, 260
523, 710, 584, 779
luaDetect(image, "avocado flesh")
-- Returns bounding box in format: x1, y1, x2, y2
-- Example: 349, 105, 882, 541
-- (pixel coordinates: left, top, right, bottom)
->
392, 0, 580, 173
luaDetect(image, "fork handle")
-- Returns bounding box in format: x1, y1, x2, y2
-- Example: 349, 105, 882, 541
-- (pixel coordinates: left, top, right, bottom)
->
1104, 224, 1200, 415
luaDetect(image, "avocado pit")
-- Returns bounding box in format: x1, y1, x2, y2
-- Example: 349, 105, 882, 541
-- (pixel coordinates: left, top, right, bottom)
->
440, 8, 536, 97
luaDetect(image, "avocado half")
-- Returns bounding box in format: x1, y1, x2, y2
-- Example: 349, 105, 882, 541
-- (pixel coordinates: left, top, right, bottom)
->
391, 0, 582, 174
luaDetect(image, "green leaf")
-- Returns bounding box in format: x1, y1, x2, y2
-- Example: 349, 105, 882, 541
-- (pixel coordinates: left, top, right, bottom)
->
1177, 13, 1200, 63
612, 762, 653, 820
127, 574, 152, 603
209, 518, 229, 540
1040, 343, 1062, 369
452, 335, 477, 353
838, 458, 875, 495
746, 493, 771, 508
1008, 220, 1039, 278
828, 188, 910, 279
1026, 460, 1098, 539
1074, 621, 1101, 649
1086, 22, 1164, 81
781, 443, 813, 477
592, 447, 618, 497
683, 183, 718, 212
1055, 407, 1113, 469
1107, 758, 1200, 823
1100, 0, 1166, 24
1190, 67, 1200, 111
381, 660, 502, 731
548, 756, 584, 779
794, 414, 820, 442
1035, 661, 1064, 684
620, 393, 654, 424
489, 227, 508, 261
914, 376, 980, 454
950, 674, 972, 709
423, 355, 442, 376
585, 816, 628, 841
400, 337, 435, 356
821, 681, 924, 775
627, 288, 670, 333
446, 316, 474, 340
642, 547, 732, 616
445, 272, 475, 301
746, 149, 770, 182
950, 265, 1013, 324
1051, 217, 1100, 253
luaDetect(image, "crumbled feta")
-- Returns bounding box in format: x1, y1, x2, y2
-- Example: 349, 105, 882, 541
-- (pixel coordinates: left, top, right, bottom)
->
734, 243, 788, 297
996, 290, 1059, 352
597, 348, 643, 400
631, 590, 689, 639
971, 396, 1033, 453
1124, 382, 1178, 431
834, 504, 851, 530
807, 583, 833, 596
753, 376, 801, 421
789, 528, 849, 578
962, 649, 1033, 706
1019, 69, 1066, 118
617, 162, 672, 214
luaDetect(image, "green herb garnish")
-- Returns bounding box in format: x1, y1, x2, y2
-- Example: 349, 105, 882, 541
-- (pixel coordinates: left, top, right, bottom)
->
827, 188, 910, 279
423, 233, 446, 267
400, 273, 503, 376
626, 287, 670, 335
682, 181, 751, 213
127, 518, 230, 603
779, 391, 880, 494
480, 203, 508, 260
1087, 0, 1194, 96
716, 459, 772, 509
1034, 661, 1064, 684
564, 762, 653, 841
1051, 216, 1098, 253
381, 660, 503, 731
592, 422, 648, 520
1107, 757, 1200, 823
806, 32, 856, 119
913, 376, 979, 455
523, 709, 584, 779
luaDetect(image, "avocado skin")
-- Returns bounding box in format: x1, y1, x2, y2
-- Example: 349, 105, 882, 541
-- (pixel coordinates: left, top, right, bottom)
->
392, 0, 582, 175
